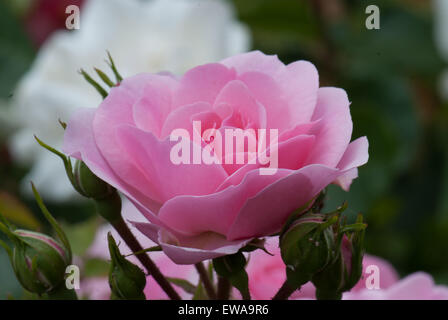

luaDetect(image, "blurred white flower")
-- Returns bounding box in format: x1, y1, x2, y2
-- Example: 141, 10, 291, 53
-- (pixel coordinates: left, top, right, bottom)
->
6, 0, 250, 201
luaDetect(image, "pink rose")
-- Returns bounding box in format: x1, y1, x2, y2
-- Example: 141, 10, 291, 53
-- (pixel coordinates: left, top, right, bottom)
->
63, 51, 368, 264
343, 273, 448, 300
245, 238, 399, 300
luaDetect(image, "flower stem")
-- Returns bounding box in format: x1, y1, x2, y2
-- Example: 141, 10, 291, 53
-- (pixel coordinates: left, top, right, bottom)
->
195, 262, 217, 300
217, 276, 231, 300
111, 217, 181, 300
272, 281, 296, 300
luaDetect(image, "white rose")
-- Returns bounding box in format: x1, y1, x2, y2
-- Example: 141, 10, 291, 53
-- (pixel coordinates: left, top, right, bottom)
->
6, 0, 250, 201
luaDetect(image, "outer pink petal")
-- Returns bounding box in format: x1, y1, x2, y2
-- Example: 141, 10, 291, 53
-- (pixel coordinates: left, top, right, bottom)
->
63, 107, 163, 216
275, 60, 320, 127
157, 169, 292, 236
336, 136, 369, 170
306, 87, 353, 167
93, 75, 170, 203
220, 50, 285, 76
115, 125, 228, 201
132, 222, 249, 265
333, 136, 369, 190
334, 168, 358, 191
227, 164, 342, 240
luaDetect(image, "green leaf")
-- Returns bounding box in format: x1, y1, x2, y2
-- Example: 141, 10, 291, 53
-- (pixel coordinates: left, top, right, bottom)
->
167, 277, 196, 295
192, 279, 207, 300
229, 269, 250, 300
207, 261, 214, 283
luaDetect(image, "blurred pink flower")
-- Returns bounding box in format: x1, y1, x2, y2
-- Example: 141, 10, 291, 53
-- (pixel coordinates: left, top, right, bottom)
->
64, 51, 368, 264
343, 272, 448, 300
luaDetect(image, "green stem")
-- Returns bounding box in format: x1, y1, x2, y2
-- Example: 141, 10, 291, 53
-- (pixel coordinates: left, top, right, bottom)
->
272, 281, 296, 300
195, 262, 216, 300
111, 217, 181, 300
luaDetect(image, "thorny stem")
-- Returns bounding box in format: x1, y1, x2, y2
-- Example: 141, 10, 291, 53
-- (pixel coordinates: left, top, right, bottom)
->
112, 217, 181, 300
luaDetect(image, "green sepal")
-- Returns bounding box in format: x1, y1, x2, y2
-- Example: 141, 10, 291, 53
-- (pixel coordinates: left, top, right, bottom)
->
167, 277, 196, 294
34, 135, 86, 197
94, 68, 115, 87
79, 68, 108, 98
107, 233, 146, 300
31, 183, 72, 262
106, 50, 123, 83
213, 252, 250, 300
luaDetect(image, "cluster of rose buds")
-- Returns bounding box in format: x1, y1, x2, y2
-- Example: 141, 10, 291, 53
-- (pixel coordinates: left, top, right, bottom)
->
280, 203, 366, 299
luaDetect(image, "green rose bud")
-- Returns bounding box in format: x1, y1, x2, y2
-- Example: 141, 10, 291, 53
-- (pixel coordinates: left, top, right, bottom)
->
74, 160, 114, 199
280, 214, 334, 288
312, 214, 366, 299
0, 185, 73, 297
341, 214, 366, 292
311, 244, 345, 300
11, 230, 70, 294
74, 160, 122, 223
107, 232, 146, 300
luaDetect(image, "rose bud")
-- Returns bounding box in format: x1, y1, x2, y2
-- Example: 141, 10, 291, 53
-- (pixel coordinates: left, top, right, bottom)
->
9, 230, 70, 295
107, 232, 146, 300
311, 215, 366, 299
0, 185, 73, 297
74, 160, 122, 223
280, 214, 335, 288
74, 160, 114, 199
340, 214, 366, 292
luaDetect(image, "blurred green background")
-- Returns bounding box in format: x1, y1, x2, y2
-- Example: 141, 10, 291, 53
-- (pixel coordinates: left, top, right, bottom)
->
0, 0, 447, 298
